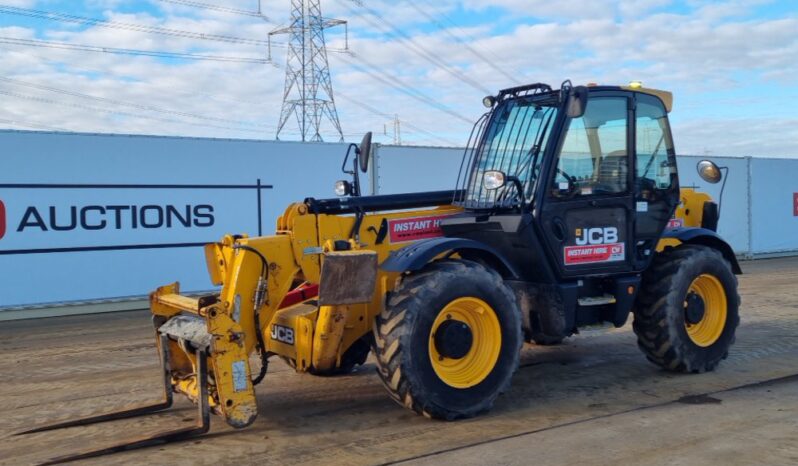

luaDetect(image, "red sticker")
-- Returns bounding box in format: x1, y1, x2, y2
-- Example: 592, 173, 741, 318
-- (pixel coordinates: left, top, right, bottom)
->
666, 217, 684, 229
388, 215, 450, 243
793, 193, 798, 217
564, 243, 625, 265
0, 200, 5, 240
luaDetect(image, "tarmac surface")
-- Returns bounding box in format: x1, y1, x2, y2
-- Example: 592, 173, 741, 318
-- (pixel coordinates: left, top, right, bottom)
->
1, 257, 797, 466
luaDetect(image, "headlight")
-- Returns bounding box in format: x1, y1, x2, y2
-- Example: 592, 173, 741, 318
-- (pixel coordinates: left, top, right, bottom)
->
482, 95, 496, 108
483, 170, 506, 190
334, 180, 352, 196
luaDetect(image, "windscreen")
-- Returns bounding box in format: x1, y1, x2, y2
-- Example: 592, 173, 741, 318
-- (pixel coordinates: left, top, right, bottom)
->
455, 99, 557, 209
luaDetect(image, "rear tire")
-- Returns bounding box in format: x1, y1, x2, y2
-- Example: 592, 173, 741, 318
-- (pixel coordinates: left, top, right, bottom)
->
633, 244, 740, 373
372, 260, 522, 420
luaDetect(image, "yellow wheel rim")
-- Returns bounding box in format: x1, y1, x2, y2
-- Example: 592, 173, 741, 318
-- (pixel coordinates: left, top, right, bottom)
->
684, 274, 728, 347
429, 297, 502, 389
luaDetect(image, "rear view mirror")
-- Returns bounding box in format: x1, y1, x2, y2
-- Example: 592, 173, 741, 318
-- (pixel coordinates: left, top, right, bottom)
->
566, 86, 588, 118
697, 160, 722, 184
358, 132, 372, 173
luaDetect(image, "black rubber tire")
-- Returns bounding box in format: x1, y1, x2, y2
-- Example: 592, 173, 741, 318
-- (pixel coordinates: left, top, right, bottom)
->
529, 313, 565, 346
530, 333, 564, 346
282, 336, 371, 376
372, 259, 522, 420
633, 244, 740, 373
311, 336, 371, 376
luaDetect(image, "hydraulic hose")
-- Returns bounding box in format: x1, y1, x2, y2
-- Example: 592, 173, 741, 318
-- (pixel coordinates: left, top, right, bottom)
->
232, 244, 270, 385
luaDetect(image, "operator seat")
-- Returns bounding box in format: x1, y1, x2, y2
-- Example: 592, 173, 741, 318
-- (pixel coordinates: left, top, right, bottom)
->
596, 150, 628, 193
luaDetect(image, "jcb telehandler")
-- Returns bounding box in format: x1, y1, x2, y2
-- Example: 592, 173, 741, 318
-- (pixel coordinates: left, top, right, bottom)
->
20, 81, 741, 463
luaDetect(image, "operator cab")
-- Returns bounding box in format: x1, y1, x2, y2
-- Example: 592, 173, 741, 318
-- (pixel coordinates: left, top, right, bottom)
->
449, 81, 680, 282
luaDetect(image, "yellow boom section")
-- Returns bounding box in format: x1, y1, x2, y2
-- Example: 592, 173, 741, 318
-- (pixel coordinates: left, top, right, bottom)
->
151, 201, 462, 429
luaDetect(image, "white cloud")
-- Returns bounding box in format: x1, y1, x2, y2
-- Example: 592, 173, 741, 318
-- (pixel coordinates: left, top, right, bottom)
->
0, 0, 794, 154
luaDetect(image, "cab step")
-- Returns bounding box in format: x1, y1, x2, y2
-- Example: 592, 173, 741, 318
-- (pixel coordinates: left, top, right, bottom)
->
578, 294, 617, 306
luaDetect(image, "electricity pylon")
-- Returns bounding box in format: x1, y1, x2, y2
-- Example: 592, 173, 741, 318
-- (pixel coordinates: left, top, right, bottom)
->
269, 0, 346, 142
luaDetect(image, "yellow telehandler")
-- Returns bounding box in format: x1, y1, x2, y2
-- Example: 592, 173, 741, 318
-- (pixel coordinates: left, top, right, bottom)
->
19, 81, 741, 463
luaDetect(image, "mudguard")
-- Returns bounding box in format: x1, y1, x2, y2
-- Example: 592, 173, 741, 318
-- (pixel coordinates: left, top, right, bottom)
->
380, 237, 519, 278
662, 227, 742, 274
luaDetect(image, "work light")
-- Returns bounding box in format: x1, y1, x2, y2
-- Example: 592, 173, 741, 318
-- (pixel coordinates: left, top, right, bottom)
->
334, 180, 352, 196
483, 170, 506, 190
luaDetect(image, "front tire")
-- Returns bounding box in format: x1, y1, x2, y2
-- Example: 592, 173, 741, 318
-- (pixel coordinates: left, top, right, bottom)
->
529, 313, 565, 346
314, 336, 371, 376
633, 244, 740, 373
372, 260, 522, 420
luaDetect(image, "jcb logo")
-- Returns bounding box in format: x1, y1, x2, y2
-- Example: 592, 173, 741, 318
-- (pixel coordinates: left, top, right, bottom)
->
575, 227, 618, 245
270, 324, 295, 345
0, 200, 6, 240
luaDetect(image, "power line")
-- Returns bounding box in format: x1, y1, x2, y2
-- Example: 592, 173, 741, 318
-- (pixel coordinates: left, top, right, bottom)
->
0, 5, 270, 46
340, 0, 492, 95
0, 47, 273, 109
46, 53, 452, 144
0, 36, 271, 63
0, 37, 471, 145
155, 0, 268, 19
0, 4, 466, 144
0, 87, 268, 134
0, 116, 70, 132
335, 89, 459, 146
403, 0, 521, 85
0, 6, 349, 52
76, 61, 274, 108
0, 76, 271, 128
335, 52, 472, 124
270, 56, 464, 145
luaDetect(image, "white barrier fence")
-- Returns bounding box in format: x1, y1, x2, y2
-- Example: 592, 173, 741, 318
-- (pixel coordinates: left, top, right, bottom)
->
0, 131, 357, 314
1, 130, 796, 316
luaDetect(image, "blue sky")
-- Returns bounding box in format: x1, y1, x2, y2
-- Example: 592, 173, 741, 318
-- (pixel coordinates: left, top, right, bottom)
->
0, 0, 795, 155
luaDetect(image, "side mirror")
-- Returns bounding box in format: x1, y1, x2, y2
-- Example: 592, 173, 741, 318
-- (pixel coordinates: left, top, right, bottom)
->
358, 132, 372, 173
697, 160, 722, 184
566, 86, 588, 118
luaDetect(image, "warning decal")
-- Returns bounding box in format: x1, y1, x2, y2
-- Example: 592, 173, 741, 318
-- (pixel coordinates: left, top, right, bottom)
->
388, 215, 450, 243
666, 217, 684, 229
564, 243, 625, 265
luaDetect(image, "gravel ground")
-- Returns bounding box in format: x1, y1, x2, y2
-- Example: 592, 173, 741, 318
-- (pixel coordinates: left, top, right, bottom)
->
1, 257, 796, 466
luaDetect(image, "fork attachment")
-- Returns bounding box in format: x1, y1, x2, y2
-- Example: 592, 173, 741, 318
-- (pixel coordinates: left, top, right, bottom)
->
15, 335, 210, 465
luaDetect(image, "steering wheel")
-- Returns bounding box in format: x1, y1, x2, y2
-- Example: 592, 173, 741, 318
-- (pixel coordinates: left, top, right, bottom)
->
556, 168, 575, 183
555, 168, 576, 189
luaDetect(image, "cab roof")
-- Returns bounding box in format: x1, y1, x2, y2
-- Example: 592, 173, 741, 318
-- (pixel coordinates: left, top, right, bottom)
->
620, 85, 673, 112
584, 85, 673, 113
496, 82, 673, 113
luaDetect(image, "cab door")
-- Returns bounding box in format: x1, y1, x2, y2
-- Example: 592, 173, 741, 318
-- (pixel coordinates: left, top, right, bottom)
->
631, 93, 680, 270
538, 92, 635, 278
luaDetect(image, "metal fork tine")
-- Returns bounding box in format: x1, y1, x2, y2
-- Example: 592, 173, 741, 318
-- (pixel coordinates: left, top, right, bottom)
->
15, 401, 173, 435
16, 335, 174, 436
38, 348, 210, 466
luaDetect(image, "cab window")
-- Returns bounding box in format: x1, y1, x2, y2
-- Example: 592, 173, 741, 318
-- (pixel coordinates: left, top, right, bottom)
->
552, 97, 628, 197
636, 94, 674, 190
